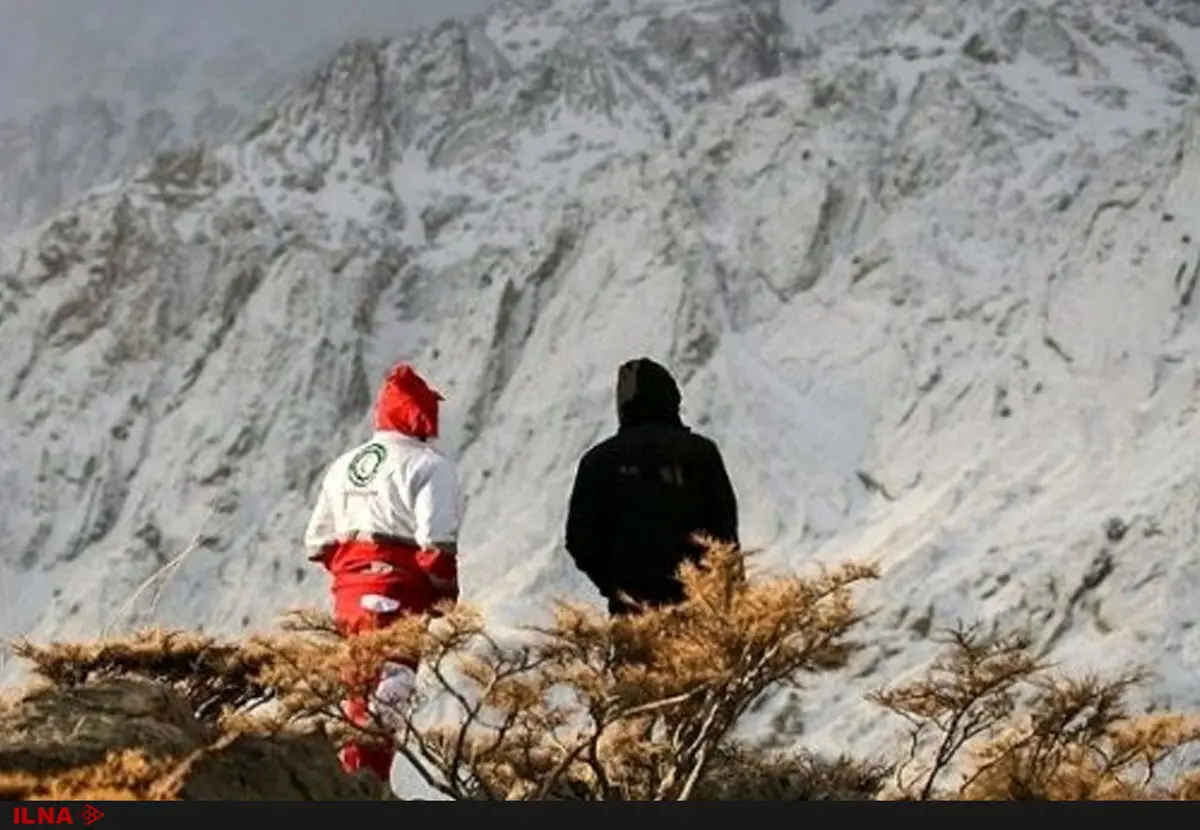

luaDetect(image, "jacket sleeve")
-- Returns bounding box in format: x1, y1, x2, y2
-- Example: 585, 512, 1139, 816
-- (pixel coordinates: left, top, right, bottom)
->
702, 441, 740, 547
303, 469, 337, 565
564, 450, 613, 599
411, 454, 460, 548
410, 454, 461, 603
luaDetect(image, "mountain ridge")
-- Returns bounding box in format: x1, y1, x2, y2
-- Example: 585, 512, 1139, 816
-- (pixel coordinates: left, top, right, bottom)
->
0, 0, 504, 234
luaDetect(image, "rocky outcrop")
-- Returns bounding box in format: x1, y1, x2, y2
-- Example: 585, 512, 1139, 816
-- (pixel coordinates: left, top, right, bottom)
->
0, 677, 373, 800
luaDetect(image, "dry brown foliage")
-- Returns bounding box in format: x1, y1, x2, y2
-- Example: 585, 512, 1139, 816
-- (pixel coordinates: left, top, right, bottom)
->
366, 540, 878, 800
12, 630, 283, 719
869, 623, 1200, 800
8, 538, 1198, 801
690, 746, 890, 800
0, 749, 188, 800
7, 540, 880, 800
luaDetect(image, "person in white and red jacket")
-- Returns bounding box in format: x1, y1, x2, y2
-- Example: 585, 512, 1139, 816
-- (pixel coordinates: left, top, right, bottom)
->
304, 362, 461, 784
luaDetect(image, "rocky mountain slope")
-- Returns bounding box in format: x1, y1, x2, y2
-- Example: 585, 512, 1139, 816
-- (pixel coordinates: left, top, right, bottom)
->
3, 0, 1200, 774
0, 0, 498, 234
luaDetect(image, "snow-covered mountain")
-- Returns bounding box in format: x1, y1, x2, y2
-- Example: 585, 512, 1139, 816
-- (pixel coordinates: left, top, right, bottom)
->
4, 0, 1200, 771
0, 0, 500, 234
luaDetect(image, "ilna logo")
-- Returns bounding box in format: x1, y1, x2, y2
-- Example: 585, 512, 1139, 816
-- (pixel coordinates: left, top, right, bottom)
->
11, 805, 103, 826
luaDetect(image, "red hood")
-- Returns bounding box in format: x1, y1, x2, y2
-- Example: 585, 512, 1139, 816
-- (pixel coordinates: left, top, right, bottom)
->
373, 363, 444, 440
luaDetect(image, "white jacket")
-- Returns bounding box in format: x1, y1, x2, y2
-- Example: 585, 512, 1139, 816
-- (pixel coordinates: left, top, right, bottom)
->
303, 431, 461, 558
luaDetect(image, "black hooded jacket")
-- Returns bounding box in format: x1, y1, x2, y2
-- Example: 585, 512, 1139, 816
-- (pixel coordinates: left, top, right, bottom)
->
564, 358, 740, 615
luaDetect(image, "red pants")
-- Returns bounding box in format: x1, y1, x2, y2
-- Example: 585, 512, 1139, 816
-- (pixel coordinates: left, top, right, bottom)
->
324, 539, 457, 783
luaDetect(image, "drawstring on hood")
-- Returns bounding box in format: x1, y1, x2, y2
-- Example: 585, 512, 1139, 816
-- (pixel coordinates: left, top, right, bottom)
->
374, 363, 444, 440
616, 357, 683, 430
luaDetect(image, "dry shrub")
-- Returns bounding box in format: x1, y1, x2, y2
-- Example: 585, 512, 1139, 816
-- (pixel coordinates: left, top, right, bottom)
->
869, 624, 1200, 800
254, 539, 879, 800
11, 631, 282, 719
12, 538, 1196, 801
384, 540, 877, 800
8, 540, 879, 801
0, 749, 188, 800
691, 746, 890, 800
1176, 772, 1200, 800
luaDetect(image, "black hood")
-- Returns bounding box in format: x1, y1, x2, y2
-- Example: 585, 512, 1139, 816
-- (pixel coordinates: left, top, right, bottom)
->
616, 358, 683, 429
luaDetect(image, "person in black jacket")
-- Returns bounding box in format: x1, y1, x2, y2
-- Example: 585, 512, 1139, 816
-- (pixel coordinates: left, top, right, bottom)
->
565, 358, 740, 616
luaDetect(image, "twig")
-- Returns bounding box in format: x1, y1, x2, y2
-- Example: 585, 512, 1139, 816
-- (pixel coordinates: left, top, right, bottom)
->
585, 711, 613, 800
676, 702, 725, 800
535, 735, 592, 800
104, 513, 214, 637
616, 688, 706, 720
393, 713, 466, 800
